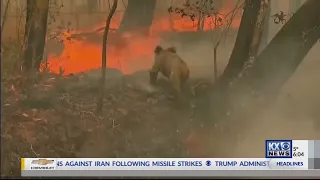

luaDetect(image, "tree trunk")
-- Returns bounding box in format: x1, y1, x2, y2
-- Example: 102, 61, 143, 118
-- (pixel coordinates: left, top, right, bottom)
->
247, 0, 320, 94
22, 0, 35, 71
218, 0, 261, 85
23, 0, 49, 71
250, 0, 271, 59
210, 0, 320, 120
33, 0, 50, 70
97, 0, 118, 115
197, 13, 203, 31
118, 0, 156, 35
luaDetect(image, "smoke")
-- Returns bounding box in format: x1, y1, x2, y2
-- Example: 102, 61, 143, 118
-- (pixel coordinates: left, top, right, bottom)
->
231, 39, 320, 157
187, 39, 320, 158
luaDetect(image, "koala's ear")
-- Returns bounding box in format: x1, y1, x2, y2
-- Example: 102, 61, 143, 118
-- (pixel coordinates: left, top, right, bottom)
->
166, 46, 177, 53
154, 45, 164, 55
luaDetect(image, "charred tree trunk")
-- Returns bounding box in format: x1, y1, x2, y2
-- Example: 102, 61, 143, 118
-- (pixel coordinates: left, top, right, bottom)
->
250, 0, 271, 59
22, 0, 36, 71
97, 0, 118, 115
197, 13, 204, 31
218, 0, 261, 85
118, 0, 156, 35
33, 1, 50, 70
247, 0, 320, 94
210, 0, 320, 120
23, 0, 49, 71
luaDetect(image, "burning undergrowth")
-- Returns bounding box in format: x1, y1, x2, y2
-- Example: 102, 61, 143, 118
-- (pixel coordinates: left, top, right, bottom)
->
44, 2, 241, 76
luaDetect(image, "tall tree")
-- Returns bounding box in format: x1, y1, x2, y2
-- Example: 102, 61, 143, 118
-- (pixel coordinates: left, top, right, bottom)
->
210, 0, 320, 120
118, 0, 156, 35
97, 0, 118, 115
218, 0, 261, 85
23, 0, 49, 71
246, 0, 320, 94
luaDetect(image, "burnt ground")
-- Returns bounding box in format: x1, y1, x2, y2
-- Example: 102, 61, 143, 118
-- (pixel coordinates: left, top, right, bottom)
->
2, 41, 319, 178
1, 69, 233, 177
2, 64, 319, 177
1, 31, 255, 177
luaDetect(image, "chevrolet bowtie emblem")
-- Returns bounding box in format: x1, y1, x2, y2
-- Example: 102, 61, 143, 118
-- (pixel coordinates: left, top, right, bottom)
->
31, 159, 54, 165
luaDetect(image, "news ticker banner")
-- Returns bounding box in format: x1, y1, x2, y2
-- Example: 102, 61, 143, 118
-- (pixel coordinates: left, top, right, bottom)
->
21, 140, 320, 177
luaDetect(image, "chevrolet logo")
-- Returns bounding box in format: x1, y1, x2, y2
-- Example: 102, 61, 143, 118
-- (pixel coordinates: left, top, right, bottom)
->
31, 159, 54, 165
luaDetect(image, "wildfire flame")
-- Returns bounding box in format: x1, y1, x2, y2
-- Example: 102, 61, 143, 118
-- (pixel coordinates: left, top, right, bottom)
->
44, 5, 241, 76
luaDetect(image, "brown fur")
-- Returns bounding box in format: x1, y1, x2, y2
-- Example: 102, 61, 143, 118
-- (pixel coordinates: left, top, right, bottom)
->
150, 45, 190, 99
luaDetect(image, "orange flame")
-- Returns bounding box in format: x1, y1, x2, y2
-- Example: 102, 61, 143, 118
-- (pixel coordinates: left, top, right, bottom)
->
45, 5, 241, 75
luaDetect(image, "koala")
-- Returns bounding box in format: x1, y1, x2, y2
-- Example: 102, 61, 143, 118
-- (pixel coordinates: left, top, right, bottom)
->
149, 45, 190, 100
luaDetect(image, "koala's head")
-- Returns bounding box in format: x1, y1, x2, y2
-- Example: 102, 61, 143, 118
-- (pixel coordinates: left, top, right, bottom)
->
154, 45, 177, 55
154, 45, 164, 55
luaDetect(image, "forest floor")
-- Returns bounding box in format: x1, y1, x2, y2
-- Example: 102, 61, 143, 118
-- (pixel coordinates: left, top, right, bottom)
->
1, 69, 240, 176
2, 45, 320, 177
